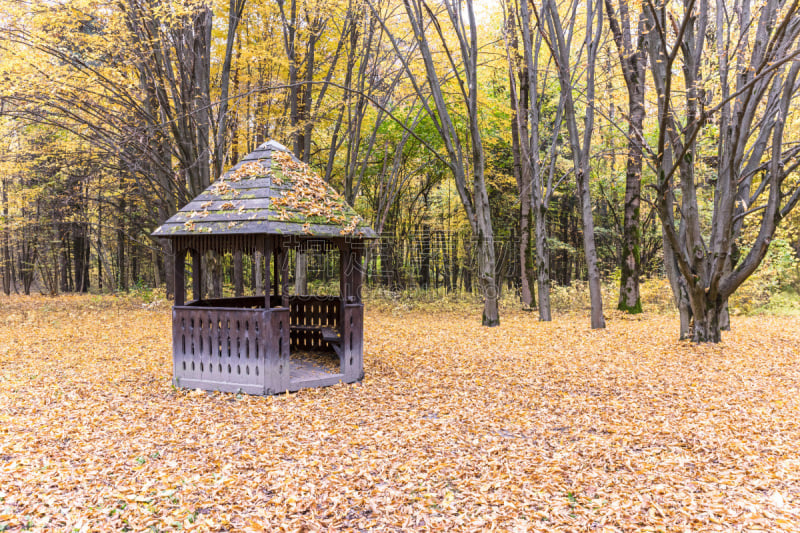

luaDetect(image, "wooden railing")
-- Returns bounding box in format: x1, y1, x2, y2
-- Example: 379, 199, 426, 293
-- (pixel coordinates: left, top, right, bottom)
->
184, 295, 276, 309
341, 303, 364, 382
172, 306, 289, 394
288, 296, 341, 351
171, 296, 362, 394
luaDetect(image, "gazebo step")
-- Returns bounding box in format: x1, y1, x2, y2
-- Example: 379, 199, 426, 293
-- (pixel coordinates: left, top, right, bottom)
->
174, 378, 266, 396
289, 374, 345, 392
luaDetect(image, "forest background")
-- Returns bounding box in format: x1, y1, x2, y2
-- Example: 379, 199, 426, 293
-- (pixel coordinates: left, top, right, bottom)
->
0, 0, 799, 342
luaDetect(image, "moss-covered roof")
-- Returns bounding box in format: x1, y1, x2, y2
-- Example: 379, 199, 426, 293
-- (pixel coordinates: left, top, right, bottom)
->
152, 140, 376, 239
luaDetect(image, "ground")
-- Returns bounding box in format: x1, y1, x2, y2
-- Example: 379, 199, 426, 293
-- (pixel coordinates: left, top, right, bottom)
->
1, 295, 799, 532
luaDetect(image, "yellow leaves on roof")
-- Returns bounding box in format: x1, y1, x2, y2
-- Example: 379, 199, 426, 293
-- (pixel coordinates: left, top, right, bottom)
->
183, 168, 257, 229
227, 160, 268, 182
209, 180, 233, 197
271, 151, 363, 234
179, 153, 367, 234
2, 296, 800, 530
341, 215, 362, 235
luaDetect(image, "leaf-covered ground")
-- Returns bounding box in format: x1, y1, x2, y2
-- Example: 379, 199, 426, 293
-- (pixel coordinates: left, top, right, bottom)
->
1, 295, 799, 532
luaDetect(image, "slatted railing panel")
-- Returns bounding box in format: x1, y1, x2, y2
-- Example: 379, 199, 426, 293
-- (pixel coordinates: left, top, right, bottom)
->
172, 307, 268, 394
287, 296, 341, 351
323, 299, 339, 326
172, 297, 361, 394
288, 296, 340, 326
173, 310, 195, 380
266, 308, 290, 394
198, 314, 213, 380
185, 296, 266, 308
342, 303, 364, 382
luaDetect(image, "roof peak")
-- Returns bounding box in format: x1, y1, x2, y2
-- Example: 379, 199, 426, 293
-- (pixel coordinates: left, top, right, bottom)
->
151, 138, 376, 239
255, 139, 289, 152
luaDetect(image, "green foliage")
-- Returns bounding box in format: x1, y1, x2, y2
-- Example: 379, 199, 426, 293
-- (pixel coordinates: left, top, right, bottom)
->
546, 237, 578, 255
731, 237, 800, 314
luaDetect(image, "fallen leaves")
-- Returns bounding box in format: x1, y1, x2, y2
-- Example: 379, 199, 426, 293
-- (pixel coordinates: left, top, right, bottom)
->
0, 295, 799, 531
271, 151, 363, 234
227, 161, 265, 182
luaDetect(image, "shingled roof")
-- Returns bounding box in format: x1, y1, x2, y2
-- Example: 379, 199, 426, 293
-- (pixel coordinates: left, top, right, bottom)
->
152, 140, 376, 239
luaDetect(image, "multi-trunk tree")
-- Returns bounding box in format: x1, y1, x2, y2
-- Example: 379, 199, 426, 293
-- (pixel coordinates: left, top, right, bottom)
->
647, 0, 800, 342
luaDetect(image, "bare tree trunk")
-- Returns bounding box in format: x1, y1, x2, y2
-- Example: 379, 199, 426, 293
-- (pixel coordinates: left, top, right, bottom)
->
578, 175, 605, 328
213, 0, 247, 181
420, 221, 431, 289
661, 183, 693, 339
212, 252, 222, 298
1, 178, 10, 295
73, 222, 90, 293
193, 5, 213, 193
515, 129, 536, 311
277, 0, 299, 155
295, 249, 307, 295
254, 250, 263, 296
507, 47, 535, 309
646, 0, 800, 342
204, 251, 220, 298
518, 204, 535, 309
116, 184, 127, 292
278, 0, 319, 297
151, 248, 161, 289
60, 224, 70, 292
97, 197, 102, 291
605, 0, 647, 313
462, 236, 472, 294
375, 0, 500, 325
534, 203, 552, 320
507, 0, 565, 321
381, 225, 394, 288
162, 239, 174, 302
543, 0, 606, 328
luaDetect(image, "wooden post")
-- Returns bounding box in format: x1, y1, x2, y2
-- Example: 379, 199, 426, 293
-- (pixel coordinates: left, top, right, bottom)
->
263, 236, 272, 308
192, 250, 202, 302
175, 248, 186, 306
281, 245, 289, 308
339, 240, 348, 300
273, 243, 280, 297
352, 245, 363, 303
340, 242, 359, 302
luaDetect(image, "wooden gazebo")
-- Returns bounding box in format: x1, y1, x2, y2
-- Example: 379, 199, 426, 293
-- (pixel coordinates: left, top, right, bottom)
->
152, 140, 376, 395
